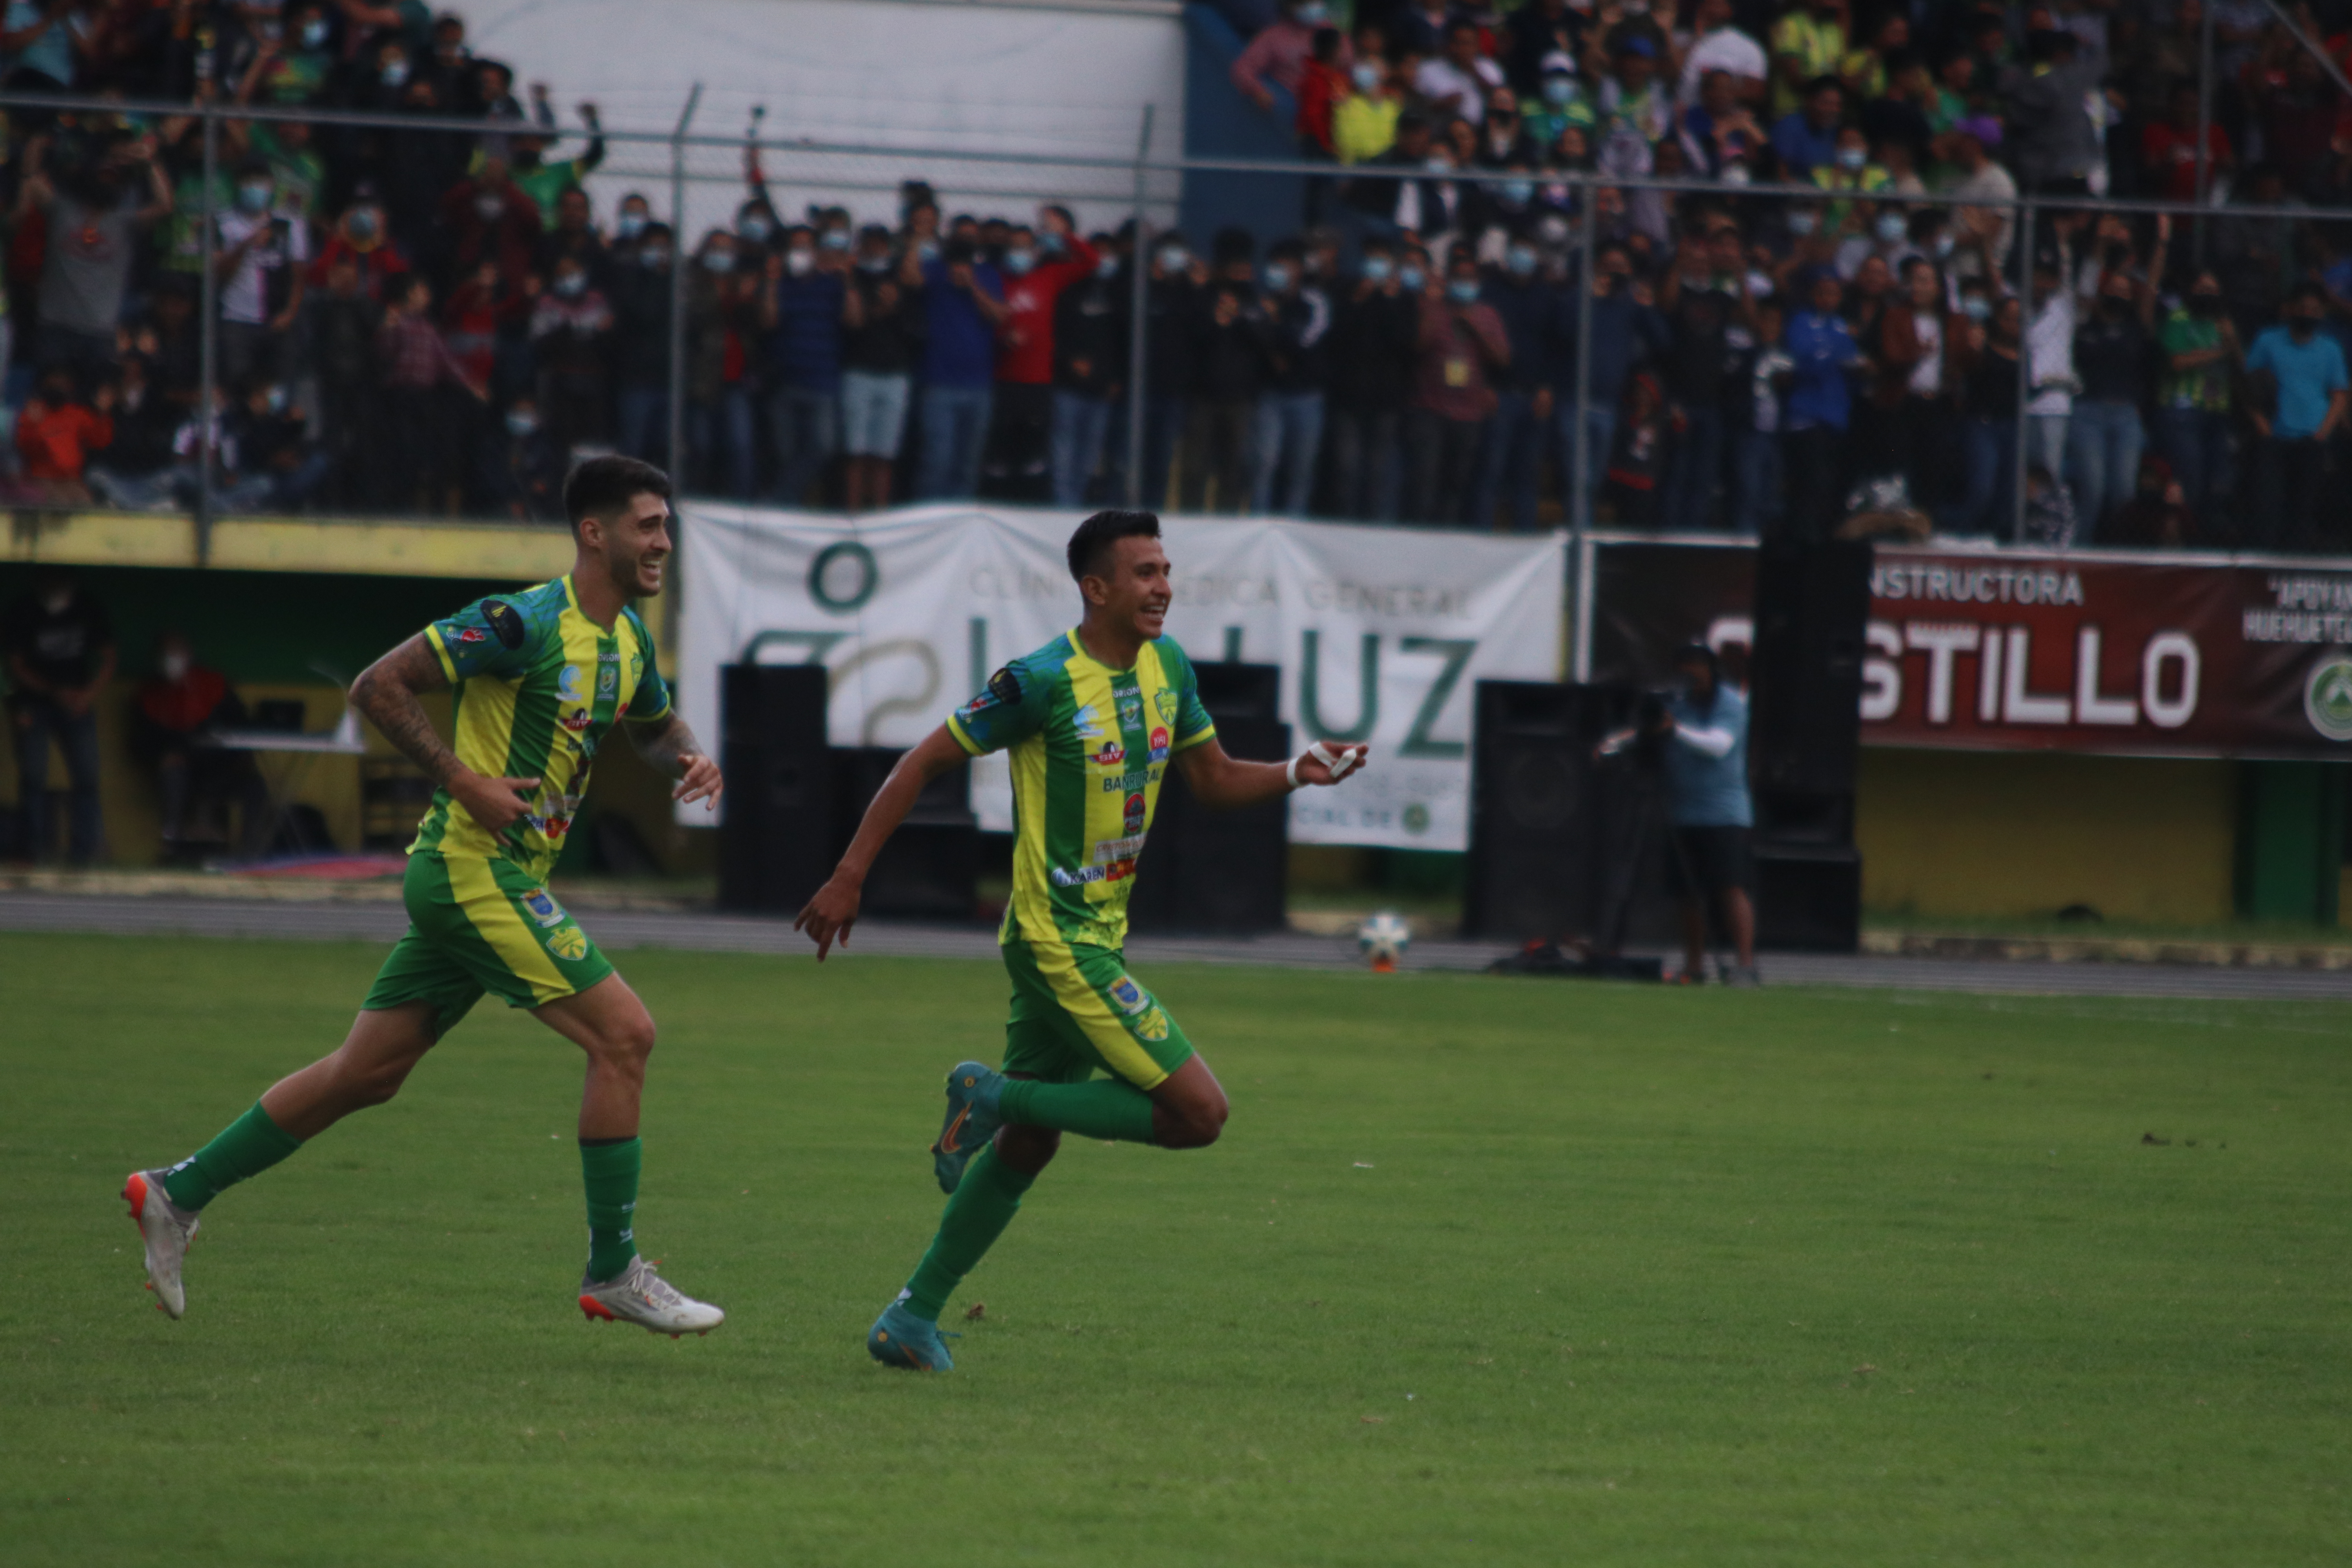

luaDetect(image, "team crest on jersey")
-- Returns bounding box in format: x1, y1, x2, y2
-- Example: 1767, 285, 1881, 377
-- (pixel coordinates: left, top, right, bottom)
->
598, 665, 618, 695
522, 888, 566, 928
546, 925, 590, 961
1154, 689, 1179, 722
558, 665, 586, 702
1147, 726, 1170, 762
1108, 976, 1148, 1015
1092, 740, 1126, 768
1116, 692, 1143, 728
1134, 1007, 1171, 1042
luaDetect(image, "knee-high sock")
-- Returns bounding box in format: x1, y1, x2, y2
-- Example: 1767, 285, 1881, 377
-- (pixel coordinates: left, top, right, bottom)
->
902, 1144, 1035, 1321
996, 1078, 1157, 1143
160, 1101, 303, 1212
579, 1136, 641, 1283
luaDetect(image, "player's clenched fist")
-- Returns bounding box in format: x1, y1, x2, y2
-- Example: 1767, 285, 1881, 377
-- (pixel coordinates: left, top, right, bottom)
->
451, 771, 542, 833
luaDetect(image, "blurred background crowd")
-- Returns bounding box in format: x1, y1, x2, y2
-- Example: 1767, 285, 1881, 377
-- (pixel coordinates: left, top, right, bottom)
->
0, 0, 2349, 546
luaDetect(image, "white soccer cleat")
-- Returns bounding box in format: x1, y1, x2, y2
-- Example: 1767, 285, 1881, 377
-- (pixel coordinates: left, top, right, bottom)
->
577, 1256, 725, 1338
123, 1169, 199, 1319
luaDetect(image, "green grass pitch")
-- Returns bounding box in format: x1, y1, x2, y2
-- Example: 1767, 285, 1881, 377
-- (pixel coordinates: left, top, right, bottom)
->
5, 931, 2348, 1565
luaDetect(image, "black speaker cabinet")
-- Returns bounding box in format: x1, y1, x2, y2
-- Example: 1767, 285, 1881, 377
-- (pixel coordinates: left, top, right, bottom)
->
1129, 666, 1290, 933
832, 746, 979, 921
716, 664, 833, 914
1749, 538, 1871, 809
1463, 680, 1639, 942
1755, 839, 1862, 952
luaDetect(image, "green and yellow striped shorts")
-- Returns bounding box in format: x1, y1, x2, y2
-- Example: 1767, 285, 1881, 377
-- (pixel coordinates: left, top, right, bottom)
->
1000, 936, 1194, 1091
362, 851, 614, 1036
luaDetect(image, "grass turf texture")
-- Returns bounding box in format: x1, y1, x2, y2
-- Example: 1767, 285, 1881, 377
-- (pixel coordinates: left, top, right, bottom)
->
6, 933, 2348, 1566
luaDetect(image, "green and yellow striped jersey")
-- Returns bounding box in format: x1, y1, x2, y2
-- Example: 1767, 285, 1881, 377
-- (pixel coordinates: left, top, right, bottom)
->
949, 628, 1216, 951
407, 575, 671, 880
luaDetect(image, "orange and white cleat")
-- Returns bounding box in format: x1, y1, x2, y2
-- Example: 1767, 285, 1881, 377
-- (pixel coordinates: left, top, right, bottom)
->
578, 1256, 724, 1338
123, 1169, 199, 1319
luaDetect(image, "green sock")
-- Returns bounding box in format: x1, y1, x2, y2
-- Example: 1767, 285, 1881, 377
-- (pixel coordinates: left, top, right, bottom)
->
160, 1101, 303, 1212
996, 1078, 1158, 1144
579, 1136, 641, 1283
903, 1144, 1036, 1321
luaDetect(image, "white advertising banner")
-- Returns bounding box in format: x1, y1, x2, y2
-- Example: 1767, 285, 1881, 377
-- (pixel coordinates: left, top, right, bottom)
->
677, 505, 1566, 851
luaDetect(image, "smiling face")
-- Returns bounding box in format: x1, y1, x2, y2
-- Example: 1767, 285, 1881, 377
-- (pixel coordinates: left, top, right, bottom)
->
580, 490, 674, 599
1083, 534, 1174, 644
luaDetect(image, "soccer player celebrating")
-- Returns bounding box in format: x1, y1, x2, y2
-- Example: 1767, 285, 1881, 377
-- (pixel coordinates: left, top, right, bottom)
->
795, 508, 1368, 1371
125, 456, 727, 1337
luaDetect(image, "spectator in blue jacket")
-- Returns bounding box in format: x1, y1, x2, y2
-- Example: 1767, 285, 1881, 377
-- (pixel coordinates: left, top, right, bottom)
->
764, 224, 851, 507
1472, 236, 1563, 531
2245, 281, 2351, 549
916, 236, 1009, 500
1553, 239, 1669, 527
1782, 266, 1868, 539
1769, 77, 1844, 181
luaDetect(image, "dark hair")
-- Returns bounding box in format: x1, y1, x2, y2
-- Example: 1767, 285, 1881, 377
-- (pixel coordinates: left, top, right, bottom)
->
1804, 73, 1842, 100
1066, 509, 1160, 583
2288, 279, 2328, 307
564, 454, 673, 535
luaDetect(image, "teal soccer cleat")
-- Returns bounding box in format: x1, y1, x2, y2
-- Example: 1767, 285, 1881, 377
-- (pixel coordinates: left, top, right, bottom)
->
868, 1298, 955, 1371
931, 1060, 1006, 1194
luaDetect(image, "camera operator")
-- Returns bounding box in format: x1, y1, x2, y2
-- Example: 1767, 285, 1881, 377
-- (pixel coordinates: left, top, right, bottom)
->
1651, 642, 1759, 987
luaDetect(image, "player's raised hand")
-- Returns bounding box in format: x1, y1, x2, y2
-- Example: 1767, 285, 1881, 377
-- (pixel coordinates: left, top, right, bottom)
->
452, 771, 541, 832
1288, 742, 1368, 789
672, 752, 723, 811
794, 873, 862, 962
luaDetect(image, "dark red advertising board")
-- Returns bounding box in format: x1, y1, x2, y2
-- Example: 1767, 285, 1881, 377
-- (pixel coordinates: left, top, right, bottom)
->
1581, 537, 2352, 759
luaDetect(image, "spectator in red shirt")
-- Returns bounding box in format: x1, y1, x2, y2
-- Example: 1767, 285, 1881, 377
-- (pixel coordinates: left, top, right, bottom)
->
132, 632, 270, 862
2141, 79, 2233, 203
1233, 0, 1352, 114
436, 158, 542, 289
1296, 27, 1348, 155
308, 185, 412, 302
15, 366, 116, 505
985, 210, 1098, 501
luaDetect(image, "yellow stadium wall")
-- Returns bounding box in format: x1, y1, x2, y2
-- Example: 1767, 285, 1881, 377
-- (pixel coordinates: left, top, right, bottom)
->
1855, 748, 2239, 924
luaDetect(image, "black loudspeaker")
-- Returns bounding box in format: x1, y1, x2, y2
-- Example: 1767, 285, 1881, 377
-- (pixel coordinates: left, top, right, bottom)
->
1463, 681, 1640, 942
1127, 662, 1290, 933
1755, 842, 1862, 951
832, 746, 979, 920
1748, 539, 1871, 809
717, 664, 833, 913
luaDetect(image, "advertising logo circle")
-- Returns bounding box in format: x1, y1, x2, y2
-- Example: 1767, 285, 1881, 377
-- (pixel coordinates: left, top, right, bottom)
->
2303, 652, 2352, 741
809, 541, 880, 612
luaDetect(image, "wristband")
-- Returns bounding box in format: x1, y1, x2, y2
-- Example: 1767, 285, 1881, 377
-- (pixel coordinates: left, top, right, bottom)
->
1288, 742, 1362, 789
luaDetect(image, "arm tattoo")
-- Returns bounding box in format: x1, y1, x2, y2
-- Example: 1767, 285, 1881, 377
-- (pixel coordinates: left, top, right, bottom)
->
351, 634, 463, 786
627, 711, 704, 779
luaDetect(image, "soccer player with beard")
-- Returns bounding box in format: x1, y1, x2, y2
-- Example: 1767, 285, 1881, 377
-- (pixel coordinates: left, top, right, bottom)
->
124, 456, 728, 1337
795, 508, 1369, 1371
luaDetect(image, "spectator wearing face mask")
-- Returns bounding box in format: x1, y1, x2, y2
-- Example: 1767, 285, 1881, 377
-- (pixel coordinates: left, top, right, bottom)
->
1945, 289, 2022, 535
132, 631, 271, 863
530, 252, 615, 464
483, 395, 568, 523
915, 236, 1010, 501
1470, 236, 1559, 532
1524, 52, 1597, 151
609, 221, 676, 467
684, 231, 762, 501
2, 573, 113, 866
1249, 240, 1330, 515
14, 365, 115, 507
985, 211, 1098, 503
1049, 236, 1128, 509
309, 187, 410, 301
223, 375, 332, 514
1129, 233, 1207, 508
85, 354, 180, 512
1332, 47, 1403, 165
2067, 229, 2164, 542
1233, 0, 1351, 116
437, 156, 543, 291
536, 186, 610, 291
2155, 269, 2243, 524
608, 192, 655, 266
1323, 239, 1420, 521
762, 225, 849, 507
2244, 282, 2350, 550
1867, 256, 1962, 522
841, 225, 926, 513
1405, 248, 1508, 526
1781, 266, 1867, 542
210, 160, 308, 388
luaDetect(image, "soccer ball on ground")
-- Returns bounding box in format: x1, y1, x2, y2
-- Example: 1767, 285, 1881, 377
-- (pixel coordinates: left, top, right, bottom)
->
1356, 911, 1412, 973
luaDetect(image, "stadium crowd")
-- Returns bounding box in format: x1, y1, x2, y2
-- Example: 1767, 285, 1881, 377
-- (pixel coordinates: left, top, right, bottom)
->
0, 2, 2348, 545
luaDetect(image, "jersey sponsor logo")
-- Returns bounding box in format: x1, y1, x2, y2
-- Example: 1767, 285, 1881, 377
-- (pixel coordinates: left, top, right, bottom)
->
1071, 704, 1104, 738
1091, 834, 1145, 864
1048, 858, 1137, 887
1100, 764, 1163, 791
1108, 975, 1149, 1015
1134, 1006, 1171, 1042
546, 924, 590, 962
522, 887, 566, 927
483, 599, 526, 648
598, 649, 620, 663
561, 709, 594, 733
1147, 725, 1170, 762
456, 626, 487, 644
1091, 740, 1126, 768
1122, 791, 1146, 834
1154, 688, 1179, 722
558, 665, 587, 702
